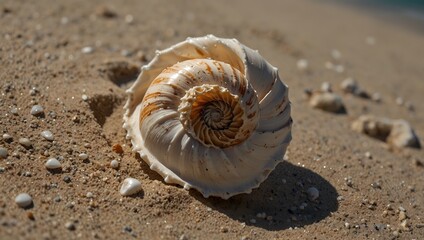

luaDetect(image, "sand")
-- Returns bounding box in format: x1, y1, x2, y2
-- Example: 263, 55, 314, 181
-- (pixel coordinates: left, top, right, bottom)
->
1, 0, 423, 239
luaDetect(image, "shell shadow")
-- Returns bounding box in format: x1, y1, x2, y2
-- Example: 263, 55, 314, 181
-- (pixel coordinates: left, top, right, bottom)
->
190, 161, 339, 230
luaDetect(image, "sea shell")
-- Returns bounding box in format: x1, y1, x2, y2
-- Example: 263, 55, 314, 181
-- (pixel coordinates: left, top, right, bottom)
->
123, 35, 292, 199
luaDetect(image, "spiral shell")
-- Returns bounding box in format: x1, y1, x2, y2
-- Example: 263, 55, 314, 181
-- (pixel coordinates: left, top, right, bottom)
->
123, 35, 292, 199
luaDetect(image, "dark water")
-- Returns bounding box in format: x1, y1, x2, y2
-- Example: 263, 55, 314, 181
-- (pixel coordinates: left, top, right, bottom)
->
334, 0, 424, 32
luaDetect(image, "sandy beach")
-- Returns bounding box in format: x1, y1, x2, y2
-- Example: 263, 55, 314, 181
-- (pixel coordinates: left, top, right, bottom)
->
1, 0, 423, 239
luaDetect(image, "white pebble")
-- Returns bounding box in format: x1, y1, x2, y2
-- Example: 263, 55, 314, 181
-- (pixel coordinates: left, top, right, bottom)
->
388, 119, 421, 149
10, 108, 18, 115
365, 151, 372, 159
396, 97, 404, 106
297, 59, 308, 71
81, 46, 94, 54
15, 193, 33, 208
334, 64, 345, 73
2, 133, 12, 141
60, 17, 69, 25
79, 153, 88, 160
309, 92, 345, 113
321, 82, 332, 92
45, 158, 61, 170
372, 92, 381, 102
119, 178, 142, 196
325, 61, 334, 70
40, 130, 54, 141
344, 222, 350, 229
18, 138, 32, 148
340, 78, 358, 93
0, 147, 8, 159
125, 14, 134, 24
352, 115, 420, 149
331, 49, 342, 60
307, 187, 320, 201
110, 160, 119, 169
81, 94, 88, 101
86, 192, 94, 198
30, 105, 44, 116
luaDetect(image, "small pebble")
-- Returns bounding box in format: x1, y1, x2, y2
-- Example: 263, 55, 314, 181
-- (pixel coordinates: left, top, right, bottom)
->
29, 87, 38, 96
125, 14, 134, 24
399, 211, 407, 221
123, 225, 132, 232
10, 108, 18, 115
325, 61, 334, 70
119, 178, 142, 196
81, 94, 88, 101
372, 92, 381, 102
15, 193, 33, 208
334, 64, 344, 73
299, 202, 308, 210
395, 97, 404, 106
60, 17, 69, 25
79, 153, 88, 160
371, 181, 381, 189
63, 176, 71, 183
374, 223, 386, 231
65, 221, 76, 231
81, 46, 94, 54
340, 78, 358, 94
306, 187, 319, 201
297, 59, 308, 71
179, 234, 189, 240
400, 219, 409, 231
45, 158, 61, 170
40, 130, 54, 141
344, 222, 350, 229
2, 134, 13, 142
18, 138, 32, 148
321, 82, 332, 92
30, 105, 44, 116
0, 147, 8, 159
110, 160, 119, 169
331, 49, 341, 59
365, 151, 372, 159
309, 92, 346, 113
392, 230, 399, 237
352, 115, 420, 149
120, 49, 132, 57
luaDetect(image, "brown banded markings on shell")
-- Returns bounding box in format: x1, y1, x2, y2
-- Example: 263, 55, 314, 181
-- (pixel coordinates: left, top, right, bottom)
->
123, 35, 292, 199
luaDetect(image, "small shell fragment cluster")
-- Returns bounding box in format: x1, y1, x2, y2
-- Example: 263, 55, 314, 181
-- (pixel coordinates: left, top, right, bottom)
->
123, 35, 292, 199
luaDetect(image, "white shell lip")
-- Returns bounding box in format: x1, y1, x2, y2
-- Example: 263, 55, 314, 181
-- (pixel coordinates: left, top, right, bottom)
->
123, 35, 292, 199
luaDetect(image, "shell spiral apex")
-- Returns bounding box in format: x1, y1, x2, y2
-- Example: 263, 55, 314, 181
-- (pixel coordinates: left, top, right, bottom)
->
123, 35, 292, 199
